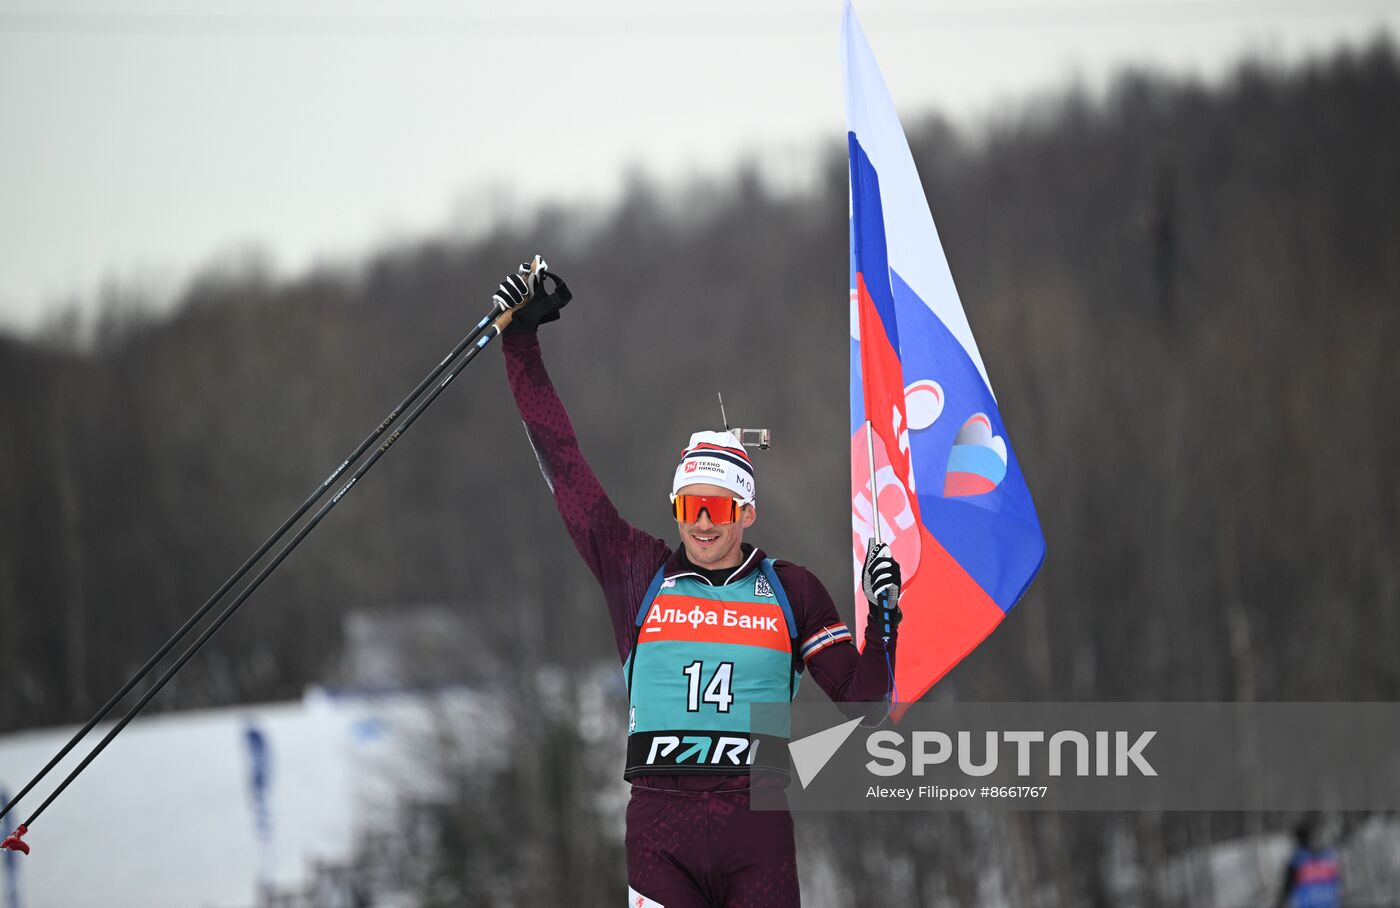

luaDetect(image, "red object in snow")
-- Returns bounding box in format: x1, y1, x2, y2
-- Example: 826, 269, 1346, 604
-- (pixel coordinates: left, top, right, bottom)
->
1, 824, 29, 855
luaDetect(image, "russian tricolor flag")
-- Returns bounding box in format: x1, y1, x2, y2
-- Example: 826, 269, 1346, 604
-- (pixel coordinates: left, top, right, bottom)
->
844, 2, 1045, 707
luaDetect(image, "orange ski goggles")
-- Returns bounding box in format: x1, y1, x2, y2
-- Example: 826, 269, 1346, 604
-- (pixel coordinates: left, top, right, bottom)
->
672, 493, 746, 525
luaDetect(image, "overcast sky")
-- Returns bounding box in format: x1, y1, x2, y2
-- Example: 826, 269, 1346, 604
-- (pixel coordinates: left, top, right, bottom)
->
1, 0, 1396, 333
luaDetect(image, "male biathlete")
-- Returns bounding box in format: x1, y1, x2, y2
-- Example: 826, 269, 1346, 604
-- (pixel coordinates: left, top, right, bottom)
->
492, 257, 903, 908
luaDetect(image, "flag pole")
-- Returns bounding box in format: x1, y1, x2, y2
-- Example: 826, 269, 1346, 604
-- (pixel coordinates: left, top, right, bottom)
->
864, 419, 879, 546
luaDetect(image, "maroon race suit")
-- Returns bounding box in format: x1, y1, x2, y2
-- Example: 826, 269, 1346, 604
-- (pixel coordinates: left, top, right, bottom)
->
503, 332, 897, 908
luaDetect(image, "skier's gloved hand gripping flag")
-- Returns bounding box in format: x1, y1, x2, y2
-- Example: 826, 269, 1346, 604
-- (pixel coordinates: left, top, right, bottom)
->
844, 2, 1045, 710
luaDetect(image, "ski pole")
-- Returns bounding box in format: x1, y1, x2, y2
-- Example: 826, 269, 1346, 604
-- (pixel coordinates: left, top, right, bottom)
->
0, 285, 549, 854
0, 296, 507, 831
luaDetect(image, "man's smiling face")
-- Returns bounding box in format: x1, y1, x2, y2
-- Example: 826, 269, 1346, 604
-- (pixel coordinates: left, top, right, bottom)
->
674, 482, 756, 571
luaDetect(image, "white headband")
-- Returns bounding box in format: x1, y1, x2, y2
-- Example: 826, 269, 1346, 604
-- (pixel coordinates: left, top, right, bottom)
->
671, 430, 756, 504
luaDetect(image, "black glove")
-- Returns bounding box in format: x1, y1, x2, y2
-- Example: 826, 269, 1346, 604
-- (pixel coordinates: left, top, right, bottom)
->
492, 254, 545, 310
861, 539, 901, 608
492, 255, 572, 336
492, 270, 530, 312
861, 539, 903, 641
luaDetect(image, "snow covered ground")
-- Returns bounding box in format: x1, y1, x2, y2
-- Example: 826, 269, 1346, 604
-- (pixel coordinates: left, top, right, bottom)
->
1152, 815, 1400, 908
0, 689, 445, 908
5, 687, 1396, 908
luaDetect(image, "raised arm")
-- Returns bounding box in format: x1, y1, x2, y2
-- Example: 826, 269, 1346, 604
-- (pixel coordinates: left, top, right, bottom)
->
495, 263, 671, 660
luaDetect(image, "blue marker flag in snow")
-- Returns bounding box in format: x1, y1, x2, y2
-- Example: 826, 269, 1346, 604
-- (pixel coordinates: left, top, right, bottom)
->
844, 1, 1045, 709
245, 725, 270, 835
244, 724, 273, 894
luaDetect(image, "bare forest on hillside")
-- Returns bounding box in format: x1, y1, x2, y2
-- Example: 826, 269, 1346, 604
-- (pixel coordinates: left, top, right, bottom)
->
2, 40, 1398, 906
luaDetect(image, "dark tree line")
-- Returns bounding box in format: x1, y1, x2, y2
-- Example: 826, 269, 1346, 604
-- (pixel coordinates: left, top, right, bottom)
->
1, 37, 1397, 906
